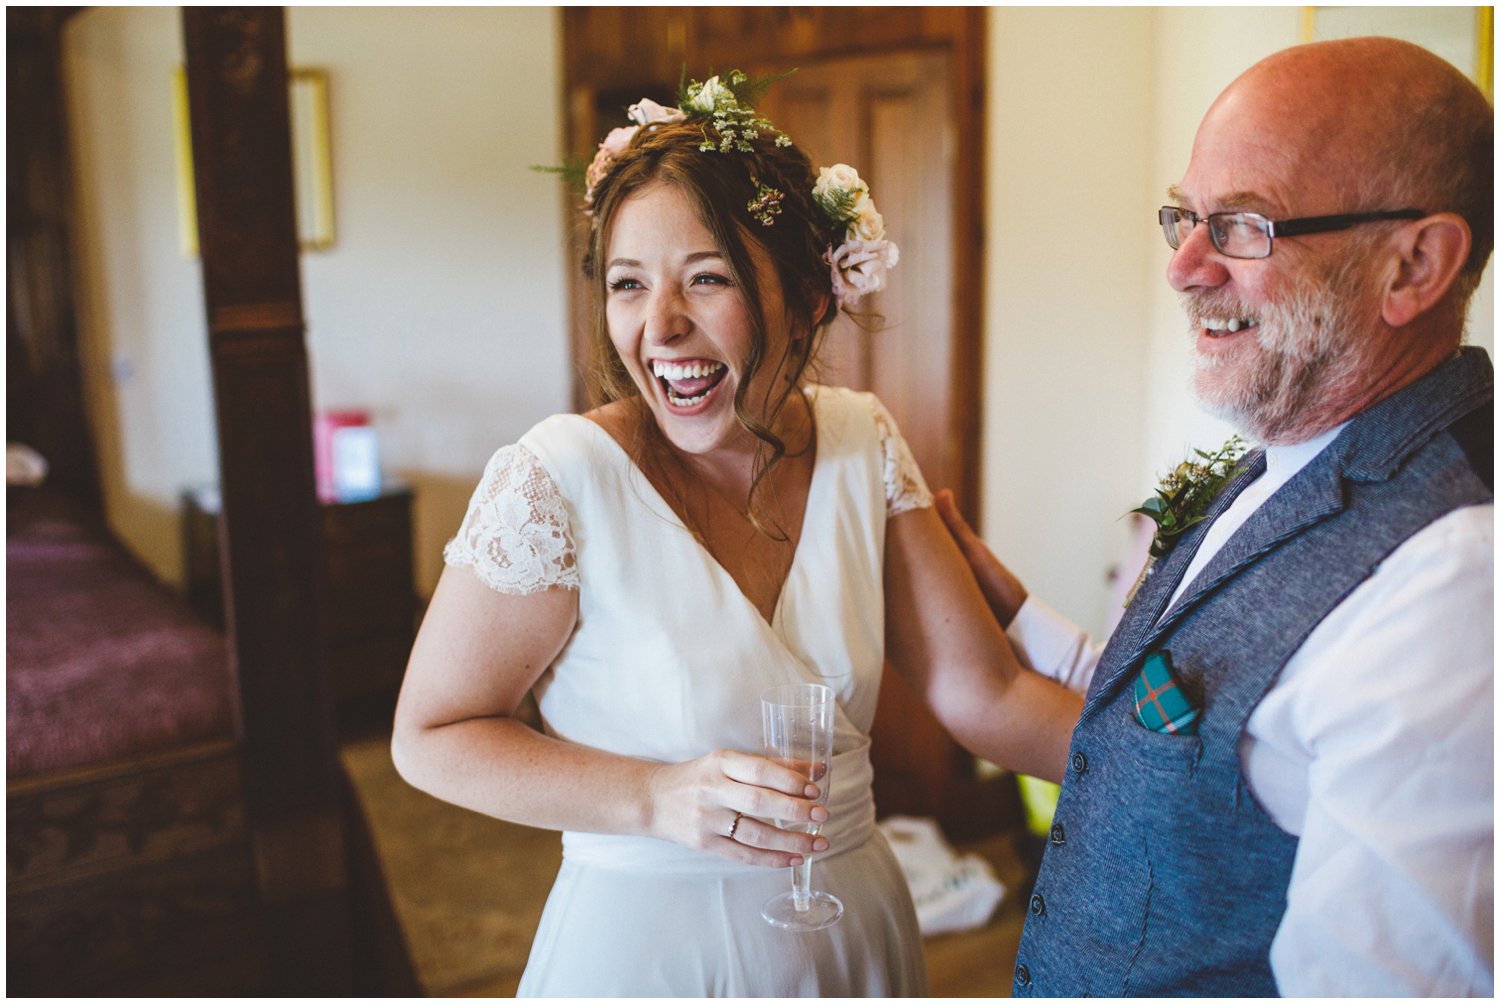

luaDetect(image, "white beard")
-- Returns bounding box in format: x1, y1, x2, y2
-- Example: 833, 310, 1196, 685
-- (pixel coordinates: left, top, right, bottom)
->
1184, 253, 1382, 445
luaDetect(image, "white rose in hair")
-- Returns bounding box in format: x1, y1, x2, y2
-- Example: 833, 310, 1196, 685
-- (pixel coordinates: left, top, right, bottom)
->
628, 98, 686, 127
813, 164, 869, 207
850, 195, 885, 241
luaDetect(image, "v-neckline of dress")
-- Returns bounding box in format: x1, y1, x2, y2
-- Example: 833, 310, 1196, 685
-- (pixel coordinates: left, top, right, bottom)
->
576, 393, 827, 632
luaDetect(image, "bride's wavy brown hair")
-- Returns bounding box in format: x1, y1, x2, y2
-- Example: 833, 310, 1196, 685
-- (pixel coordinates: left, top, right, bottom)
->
582, 119, 842, 533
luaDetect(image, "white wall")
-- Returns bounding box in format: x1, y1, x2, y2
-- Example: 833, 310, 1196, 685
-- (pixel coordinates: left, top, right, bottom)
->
64, 7, 571, 595
985, 7, 1161, 637
287, 8, 571, 595
65, 7, 213, 580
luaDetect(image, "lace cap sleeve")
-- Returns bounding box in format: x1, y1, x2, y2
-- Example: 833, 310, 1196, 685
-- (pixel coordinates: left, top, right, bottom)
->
869, 396, 933, 517
443, 444, 580, 595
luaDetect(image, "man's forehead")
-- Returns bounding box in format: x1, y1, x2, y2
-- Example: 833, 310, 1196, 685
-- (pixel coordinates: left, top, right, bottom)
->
1172, 116, 1324, 215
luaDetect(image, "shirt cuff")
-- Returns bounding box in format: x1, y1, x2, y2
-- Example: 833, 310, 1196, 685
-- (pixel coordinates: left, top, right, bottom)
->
1006, 595, 1101, 694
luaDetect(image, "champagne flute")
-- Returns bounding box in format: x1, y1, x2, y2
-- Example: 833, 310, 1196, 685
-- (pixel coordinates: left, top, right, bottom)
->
760, 682, 843, 931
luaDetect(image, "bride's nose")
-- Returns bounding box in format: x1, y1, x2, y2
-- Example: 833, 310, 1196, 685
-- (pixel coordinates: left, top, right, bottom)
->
644, 288, 690, 345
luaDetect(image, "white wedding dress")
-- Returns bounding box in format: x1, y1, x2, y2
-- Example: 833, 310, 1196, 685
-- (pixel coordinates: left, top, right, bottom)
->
445, 385, 931, 997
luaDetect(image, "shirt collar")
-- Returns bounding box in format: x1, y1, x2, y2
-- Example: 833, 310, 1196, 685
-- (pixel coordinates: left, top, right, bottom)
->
1264, 422, 1347, 482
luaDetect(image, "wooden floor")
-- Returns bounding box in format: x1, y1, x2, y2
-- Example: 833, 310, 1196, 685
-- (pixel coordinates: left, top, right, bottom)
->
342, 732, 1035, 997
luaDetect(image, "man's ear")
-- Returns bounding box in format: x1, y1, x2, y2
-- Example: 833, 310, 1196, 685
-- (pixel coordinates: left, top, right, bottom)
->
1382, 212, 1472, 328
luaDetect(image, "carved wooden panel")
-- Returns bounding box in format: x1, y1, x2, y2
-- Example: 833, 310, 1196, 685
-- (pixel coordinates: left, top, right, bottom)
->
7, 743, 245, 894
7, 843, 266, 995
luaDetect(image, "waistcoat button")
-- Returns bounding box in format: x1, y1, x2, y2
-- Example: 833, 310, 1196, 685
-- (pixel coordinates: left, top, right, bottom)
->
1049, 822, 1065, 845
1029, 893, 1046, 916
1071, 750, 1088, 773
1015, 963, 1031, 986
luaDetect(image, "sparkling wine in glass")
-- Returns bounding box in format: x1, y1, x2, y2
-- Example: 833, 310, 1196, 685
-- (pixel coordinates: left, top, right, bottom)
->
760, 682, 843, 931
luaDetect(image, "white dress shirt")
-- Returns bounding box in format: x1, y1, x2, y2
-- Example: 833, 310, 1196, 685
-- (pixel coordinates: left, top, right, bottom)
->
1008, 436, 1494, 997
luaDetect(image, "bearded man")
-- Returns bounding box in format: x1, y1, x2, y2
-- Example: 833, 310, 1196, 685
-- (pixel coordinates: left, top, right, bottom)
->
940, 36, 1492, 995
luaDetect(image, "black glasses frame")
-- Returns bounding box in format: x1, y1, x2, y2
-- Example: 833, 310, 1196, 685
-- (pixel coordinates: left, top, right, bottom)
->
1158, 206, 1426, 259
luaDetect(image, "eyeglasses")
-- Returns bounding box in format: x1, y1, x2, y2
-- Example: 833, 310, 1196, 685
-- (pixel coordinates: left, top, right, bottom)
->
1158, 206, 1425, 259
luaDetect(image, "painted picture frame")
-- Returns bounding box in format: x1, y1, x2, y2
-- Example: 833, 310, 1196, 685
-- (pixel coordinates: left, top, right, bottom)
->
172, 67, 336, 254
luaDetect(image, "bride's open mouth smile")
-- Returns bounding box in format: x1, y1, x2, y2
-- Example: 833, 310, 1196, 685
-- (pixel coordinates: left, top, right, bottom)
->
652, 358, 730, 412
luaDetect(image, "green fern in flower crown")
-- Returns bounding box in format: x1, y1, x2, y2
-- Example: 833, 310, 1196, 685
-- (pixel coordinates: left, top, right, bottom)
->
813, 186, 862, 228
530, 155, 590, 198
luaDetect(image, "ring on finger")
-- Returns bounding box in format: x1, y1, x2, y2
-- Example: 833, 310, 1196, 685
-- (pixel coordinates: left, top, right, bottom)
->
727, 811, 744, 840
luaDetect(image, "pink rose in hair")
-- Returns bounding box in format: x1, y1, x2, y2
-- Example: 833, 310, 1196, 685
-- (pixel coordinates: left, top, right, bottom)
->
584, 126, 640, 203
825, 239, 901, 304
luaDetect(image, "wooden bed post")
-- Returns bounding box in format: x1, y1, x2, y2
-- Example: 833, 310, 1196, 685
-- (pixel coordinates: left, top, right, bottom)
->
180, 8, 355, 992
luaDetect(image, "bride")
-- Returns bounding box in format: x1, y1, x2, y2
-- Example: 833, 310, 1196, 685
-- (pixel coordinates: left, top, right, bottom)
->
391, 72, 1082, 996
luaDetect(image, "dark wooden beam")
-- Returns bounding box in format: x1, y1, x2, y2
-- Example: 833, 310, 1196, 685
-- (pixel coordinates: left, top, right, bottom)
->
180, 8, 353, 992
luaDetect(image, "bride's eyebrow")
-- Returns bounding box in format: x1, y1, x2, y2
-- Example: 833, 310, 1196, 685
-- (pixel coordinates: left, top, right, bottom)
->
606, 250, 723, 270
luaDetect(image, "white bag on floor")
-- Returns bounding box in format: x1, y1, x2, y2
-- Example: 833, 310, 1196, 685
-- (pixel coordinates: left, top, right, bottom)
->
877, 815, 1006, 935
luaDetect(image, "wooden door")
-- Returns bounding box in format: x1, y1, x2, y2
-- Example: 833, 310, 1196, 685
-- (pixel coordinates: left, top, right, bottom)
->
757, 52, 952, 491
756, 52, 980, 828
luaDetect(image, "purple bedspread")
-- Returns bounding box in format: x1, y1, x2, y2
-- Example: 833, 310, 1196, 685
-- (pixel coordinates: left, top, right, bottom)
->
7, 489, 234, 780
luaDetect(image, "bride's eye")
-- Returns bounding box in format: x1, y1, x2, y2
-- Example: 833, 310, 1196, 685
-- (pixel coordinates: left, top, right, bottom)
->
609, 276, 644, 292
692, 272, 731, 287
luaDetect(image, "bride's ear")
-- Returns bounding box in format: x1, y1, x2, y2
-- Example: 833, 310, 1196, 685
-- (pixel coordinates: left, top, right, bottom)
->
808, 287, 835, 329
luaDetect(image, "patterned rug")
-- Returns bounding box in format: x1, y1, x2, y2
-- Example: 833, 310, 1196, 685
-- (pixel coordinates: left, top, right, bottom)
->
340, 735, 562, 995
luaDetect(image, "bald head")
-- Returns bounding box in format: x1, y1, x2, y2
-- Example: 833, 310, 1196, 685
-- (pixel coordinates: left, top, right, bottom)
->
1212, 37, 1493, 284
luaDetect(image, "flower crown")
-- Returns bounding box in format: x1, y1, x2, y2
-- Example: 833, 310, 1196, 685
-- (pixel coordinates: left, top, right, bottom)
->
577, 69, 900, 306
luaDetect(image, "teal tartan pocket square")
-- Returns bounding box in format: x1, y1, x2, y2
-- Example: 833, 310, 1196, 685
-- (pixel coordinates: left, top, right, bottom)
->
1132, 651, 1201, 735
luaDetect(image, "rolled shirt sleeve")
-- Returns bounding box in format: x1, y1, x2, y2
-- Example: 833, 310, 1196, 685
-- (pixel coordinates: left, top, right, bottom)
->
1262, 504, 1493, 996
1005, 594, 1101, 694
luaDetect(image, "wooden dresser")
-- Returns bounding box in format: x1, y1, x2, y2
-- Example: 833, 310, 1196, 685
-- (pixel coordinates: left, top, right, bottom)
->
182, 484, 416, 706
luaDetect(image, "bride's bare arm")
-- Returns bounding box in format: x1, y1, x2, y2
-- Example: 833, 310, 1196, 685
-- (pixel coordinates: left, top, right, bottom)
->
391, 566, 827, 866
883, 505, 1081, 783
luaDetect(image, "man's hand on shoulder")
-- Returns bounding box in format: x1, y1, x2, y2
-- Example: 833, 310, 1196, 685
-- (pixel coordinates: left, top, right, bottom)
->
934, 489, 1029, 628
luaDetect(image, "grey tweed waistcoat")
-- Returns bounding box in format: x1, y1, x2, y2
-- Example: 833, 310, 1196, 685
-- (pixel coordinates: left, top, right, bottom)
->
1013, 348, 1493, 997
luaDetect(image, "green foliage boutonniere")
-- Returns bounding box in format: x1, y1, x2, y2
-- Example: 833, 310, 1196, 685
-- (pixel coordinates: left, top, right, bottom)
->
1124, 434, 1249, 606
1133, 435, 1249, 558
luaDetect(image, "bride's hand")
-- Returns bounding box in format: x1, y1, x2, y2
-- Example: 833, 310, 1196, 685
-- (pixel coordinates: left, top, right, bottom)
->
645, 750, 831, 867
